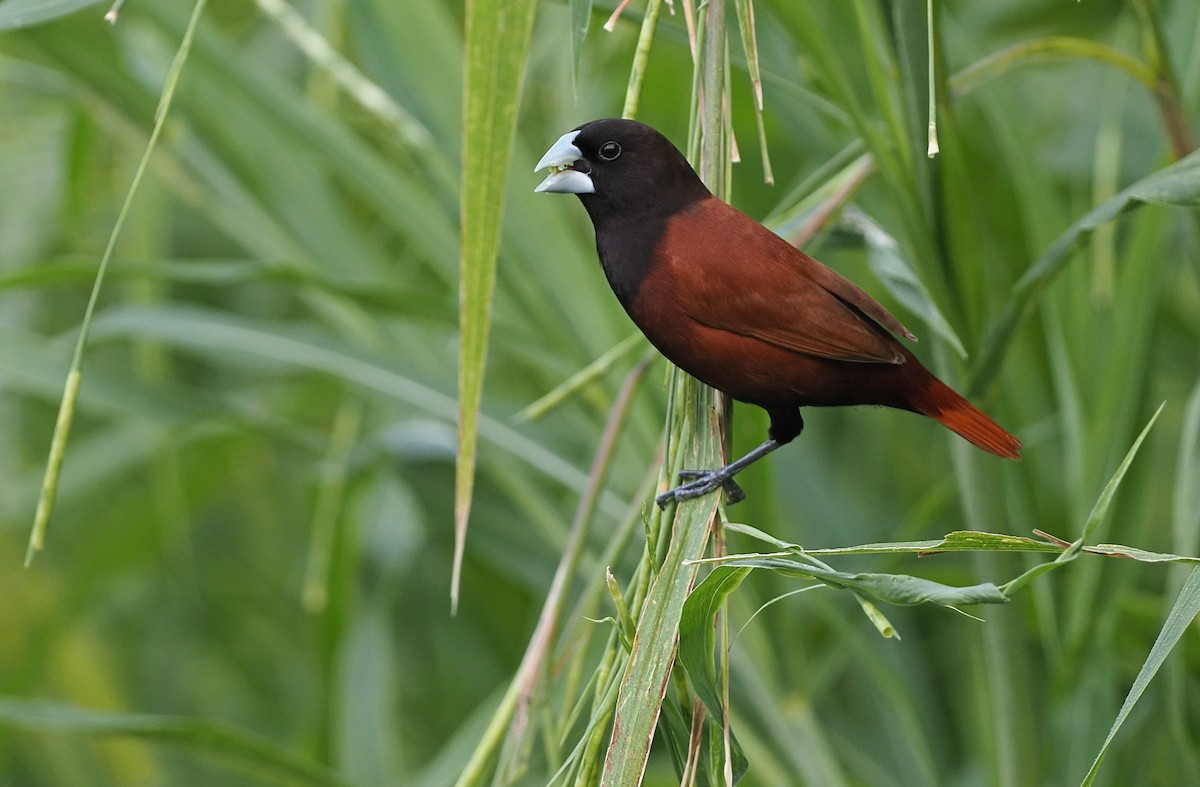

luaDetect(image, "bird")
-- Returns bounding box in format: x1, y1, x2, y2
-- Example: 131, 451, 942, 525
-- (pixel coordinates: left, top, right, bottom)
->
534, 118, 1020, 508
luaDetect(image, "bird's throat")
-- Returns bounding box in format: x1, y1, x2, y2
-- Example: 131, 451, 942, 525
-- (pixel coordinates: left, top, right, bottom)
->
589, 210, 666, 308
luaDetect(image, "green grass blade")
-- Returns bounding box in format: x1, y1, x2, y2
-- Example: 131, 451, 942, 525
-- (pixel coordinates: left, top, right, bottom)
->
951, 37, 1157, 98
713, 557, 1008, 608
601, 497, 720, 784
24, 0, 209, 565
732, 0, 772, 183
621, 0, 662, 119
0, 696, 348, 787
970, 153, 1200, 394
846, 209, 966, 358
516, 333, 647, 422
679, 566, 753, 721
455, 0, 538, 612
569, 0, 592, 90
1080, 567, 1200, 786
0, 0, 103, 30
1002, 403, 1164, 595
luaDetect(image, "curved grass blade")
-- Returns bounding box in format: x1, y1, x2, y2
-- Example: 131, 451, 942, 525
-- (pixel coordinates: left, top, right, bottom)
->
600, 374, 723, 786
24, 0, 209, 566
679, 566, 752, 721
714, 557, 1008, 608
844, 209, 966, 358
1080, 567, 1200, 786
515, 333, 647, 422
969, 152, 1200, 395
0, 696, 347, 787
0, 0, 103, 30
85, 305, 626, 517
1002, 403, 1164, 595
570, 0, 592, 90
456, 0, 538, 612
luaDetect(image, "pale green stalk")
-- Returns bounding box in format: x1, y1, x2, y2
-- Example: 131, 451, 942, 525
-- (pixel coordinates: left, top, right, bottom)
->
26, 0, 210, 566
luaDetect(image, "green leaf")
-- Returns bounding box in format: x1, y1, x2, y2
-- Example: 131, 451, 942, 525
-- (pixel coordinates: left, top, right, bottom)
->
679, 566, 753, 720
970, 151, 1200, 394
515, 333, 647, 422
726, 522, 1063, 556
1003, 403, 1164, 595
1080, 567, 1200, 786
0, 696, 347, 787
0, 0, 104, 30
455, 0, 539, 613
716, 556, 1008, 608
601, 372, 723, 785
84, 306, 623, 516
602, 497, 719, 784
570, 0, 592, 89
847, 210, 966, 357
1077, 544, 1200, 564
25, 0, 209, 566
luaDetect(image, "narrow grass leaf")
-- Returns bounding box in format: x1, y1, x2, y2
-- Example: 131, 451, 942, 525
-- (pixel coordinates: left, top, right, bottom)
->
1003, 403, 1163, 595
0, 0, 103, 30
732, 0, 772, 183
570, 0, 592, 89
456, 0, 538, 612
621, 0, 663, 119
516, 333, 647, 422
970, 152, 1200, 394
601, 494, 719, 784
717, 556, 1008, 608
679, 566, 753, 720
1080, 567, 1200, 786
845, 209, 966, 357
0, 697, 347, 787
25, 0, 208, 565
1081, 544, 1200, 564
1078, 402, 1164, 544
950, 37, 1157, 98
725, 522, 1063, 556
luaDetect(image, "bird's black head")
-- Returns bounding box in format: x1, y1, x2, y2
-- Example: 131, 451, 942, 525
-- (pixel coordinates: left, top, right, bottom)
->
534, 119, 710, 222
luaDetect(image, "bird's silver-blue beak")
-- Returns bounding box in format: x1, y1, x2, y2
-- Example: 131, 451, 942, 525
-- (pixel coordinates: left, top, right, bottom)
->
534, 130, 595, 194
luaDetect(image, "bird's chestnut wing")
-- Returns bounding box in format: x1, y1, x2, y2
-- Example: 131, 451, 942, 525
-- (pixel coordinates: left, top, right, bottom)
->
659, 199, 915, 365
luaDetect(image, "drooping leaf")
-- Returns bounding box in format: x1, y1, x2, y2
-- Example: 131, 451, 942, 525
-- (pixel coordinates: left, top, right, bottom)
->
1080, 568, 1200, 786
0, 696, 347, 787
970, 152, 1200, 395
0, 0, 104, 30
679, 566, 753, 720
711, 556, 1008, 608
1003, 403, 1164, 595
845, 209, 967, 357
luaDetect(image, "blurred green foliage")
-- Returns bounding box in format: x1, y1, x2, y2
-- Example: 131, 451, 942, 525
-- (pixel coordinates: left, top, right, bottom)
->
1, 0, 1199, 784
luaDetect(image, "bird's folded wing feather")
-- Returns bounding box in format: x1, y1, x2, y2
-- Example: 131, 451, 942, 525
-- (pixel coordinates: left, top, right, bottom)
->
663, 200, 916, 365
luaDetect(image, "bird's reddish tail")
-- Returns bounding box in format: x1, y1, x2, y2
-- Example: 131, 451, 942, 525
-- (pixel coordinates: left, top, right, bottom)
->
913, 375, 1021, 459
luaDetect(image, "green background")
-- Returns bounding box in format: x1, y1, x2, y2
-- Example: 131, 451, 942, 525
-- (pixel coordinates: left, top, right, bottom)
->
1, 0, 1199, 784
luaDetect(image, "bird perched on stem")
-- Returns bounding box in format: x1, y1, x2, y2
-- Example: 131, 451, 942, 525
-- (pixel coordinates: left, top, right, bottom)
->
535, 118, 1020, 508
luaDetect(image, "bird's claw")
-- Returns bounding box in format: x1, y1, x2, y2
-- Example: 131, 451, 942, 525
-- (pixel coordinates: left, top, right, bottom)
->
655, 470, 746, 509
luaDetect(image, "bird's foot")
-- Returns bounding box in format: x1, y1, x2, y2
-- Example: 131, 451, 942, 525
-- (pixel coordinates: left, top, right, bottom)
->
655, 469, 746, 509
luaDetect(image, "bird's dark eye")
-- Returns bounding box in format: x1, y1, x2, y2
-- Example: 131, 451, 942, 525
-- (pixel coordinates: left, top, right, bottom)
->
599, 141, 621, 161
